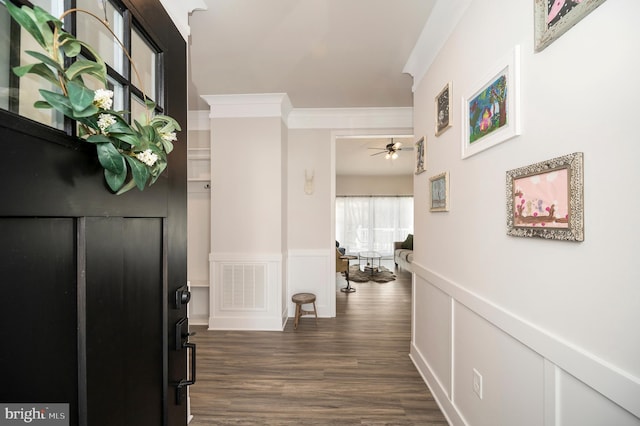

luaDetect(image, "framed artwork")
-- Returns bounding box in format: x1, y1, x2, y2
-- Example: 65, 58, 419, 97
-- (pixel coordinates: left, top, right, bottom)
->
506, 152, 584, 241
435, 82, 452, 136
462, 46, 521, 159
415, 136, 425, 175
429, 172, 449, 212
535, 0, 607, 52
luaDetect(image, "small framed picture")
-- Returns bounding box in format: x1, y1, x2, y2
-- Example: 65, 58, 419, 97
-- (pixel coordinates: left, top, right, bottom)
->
506, 152, 584, 241
415, 136, 426, 175
429, 172, 449, 212
534, 0, 607, 52
462, 46, 521, 159
435, 82, 452, 136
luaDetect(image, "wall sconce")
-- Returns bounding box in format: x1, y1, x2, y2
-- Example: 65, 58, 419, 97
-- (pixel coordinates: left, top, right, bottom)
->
304, 169, 314, 195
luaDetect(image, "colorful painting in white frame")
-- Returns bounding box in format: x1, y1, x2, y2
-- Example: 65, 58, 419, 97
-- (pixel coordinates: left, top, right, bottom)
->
462, 46, 521, 159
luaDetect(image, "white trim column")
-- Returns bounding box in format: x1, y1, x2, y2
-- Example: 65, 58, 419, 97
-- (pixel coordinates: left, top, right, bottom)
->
202, 94, 291, 331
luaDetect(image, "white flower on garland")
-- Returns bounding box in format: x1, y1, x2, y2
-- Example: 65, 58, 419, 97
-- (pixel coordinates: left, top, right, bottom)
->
161, 131, 177, 142
93, 89, 114, 110
136, 149, 159, 166
97, 113, 116, 135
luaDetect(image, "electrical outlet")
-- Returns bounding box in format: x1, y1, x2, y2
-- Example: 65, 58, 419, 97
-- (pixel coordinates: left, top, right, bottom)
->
472, 368, 483, 400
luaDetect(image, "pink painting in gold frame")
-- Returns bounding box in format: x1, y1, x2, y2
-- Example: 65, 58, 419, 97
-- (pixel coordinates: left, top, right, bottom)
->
513, 168, 569, 229
506, 152, 583, 241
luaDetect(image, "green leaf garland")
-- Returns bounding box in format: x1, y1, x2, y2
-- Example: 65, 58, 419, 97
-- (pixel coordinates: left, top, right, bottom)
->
6, 2, 180, 194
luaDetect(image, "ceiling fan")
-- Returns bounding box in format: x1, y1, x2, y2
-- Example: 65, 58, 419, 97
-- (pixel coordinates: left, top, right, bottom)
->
368, 139, 412, 160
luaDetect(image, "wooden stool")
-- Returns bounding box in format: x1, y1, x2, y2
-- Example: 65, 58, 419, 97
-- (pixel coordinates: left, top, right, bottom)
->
291, 293, 318, 329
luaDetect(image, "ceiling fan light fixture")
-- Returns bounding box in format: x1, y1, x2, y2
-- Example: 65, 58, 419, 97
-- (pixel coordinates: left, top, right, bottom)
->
368, 137, 413, 160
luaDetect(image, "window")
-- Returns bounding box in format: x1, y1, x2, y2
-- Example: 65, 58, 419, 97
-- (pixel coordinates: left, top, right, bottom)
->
76, 0, 124, 74
1, 0, 65, 128
1, 0, 163, 131
0, 3, 12, 111
336, 197, 414, 256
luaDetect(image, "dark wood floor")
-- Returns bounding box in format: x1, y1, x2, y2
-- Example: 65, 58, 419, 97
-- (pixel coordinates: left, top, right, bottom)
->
188, 261, 448, 425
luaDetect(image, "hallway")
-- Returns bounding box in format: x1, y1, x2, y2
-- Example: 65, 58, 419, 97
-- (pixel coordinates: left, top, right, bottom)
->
188, 262, 448, 425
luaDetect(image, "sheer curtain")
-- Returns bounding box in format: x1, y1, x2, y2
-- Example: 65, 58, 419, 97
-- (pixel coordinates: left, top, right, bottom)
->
336, 197, 413, 256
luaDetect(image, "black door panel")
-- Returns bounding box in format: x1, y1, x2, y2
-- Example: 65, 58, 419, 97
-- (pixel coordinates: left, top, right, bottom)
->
0, 0, 187, 423
0, 218, 79, 424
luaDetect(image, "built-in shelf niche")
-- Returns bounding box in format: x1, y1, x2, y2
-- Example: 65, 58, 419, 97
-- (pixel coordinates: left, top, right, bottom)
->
187, 147, 210, 182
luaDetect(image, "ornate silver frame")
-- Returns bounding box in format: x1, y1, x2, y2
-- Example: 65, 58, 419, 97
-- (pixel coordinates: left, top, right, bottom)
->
534, 0, 607, 52
506, 152, 584, 241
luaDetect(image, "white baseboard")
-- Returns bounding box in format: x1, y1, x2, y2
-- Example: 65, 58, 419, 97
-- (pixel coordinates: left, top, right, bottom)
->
410, 345, 467, 426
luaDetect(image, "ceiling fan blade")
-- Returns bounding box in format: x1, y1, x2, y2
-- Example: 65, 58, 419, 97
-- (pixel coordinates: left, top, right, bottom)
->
370, 151, 387, 156
367, 147, 385, 150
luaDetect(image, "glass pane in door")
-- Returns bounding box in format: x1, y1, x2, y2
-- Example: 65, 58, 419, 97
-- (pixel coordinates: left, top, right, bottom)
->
131, 28, 157, 102
76, 0, 124, 74
17, 26, 64, 129
0, 3, 10, 111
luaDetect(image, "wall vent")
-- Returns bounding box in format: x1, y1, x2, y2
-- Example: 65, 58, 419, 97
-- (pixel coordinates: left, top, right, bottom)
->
221, 264, 266, 310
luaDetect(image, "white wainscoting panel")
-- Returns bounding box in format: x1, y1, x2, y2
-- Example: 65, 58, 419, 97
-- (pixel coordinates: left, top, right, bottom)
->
209, 252, 284, 330
413, 275, 453, 399
187, 285, 209, 326
287, 250, 334, 318
558, 369, 640, 426
410, 261, 640, 426
453, 303, 545, 426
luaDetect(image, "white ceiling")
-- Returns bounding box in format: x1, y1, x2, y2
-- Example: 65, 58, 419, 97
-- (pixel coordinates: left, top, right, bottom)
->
188, 0, 436, 175
188, 0, 435, 109
336, 136, 416, 176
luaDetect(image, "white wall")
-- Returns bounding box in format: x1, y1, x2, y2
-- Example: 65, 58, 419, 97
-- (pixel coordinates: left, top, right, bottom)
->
210, 117, 284, 254
336, 175, 413, 196
410, 0, 640, 425
286, 121, 414, 318
286, 128, 336, 317
287, 129, 333, 250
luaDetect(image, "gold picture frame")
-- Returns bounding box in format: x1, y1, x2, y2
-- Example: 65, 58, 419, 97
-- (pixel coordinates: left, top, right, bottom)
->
429, 172, 449, 212
435, 82, 452, 136
415, 136, 426, 175
506, 152, 584, 241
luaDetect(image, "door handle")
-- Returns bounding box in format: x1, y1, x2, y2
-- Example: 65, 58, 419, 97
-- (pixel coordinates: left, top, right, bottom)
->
175, 341, 196, 404
174, 284, 191, 309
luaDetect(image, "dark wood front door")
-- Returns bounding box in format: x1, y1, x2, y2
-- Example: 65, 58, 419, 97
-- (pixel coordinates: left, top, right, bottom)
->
0, 1, 188, 424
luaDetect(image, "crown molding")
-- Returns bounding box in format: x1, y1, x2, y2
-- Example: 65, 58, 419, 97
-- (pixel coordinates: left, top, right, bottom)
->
403, 0, 473, 91
288, 107, 413, 130
159, 0, 207, 41
191, 101, 413, 130
201, 94, 293, 124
